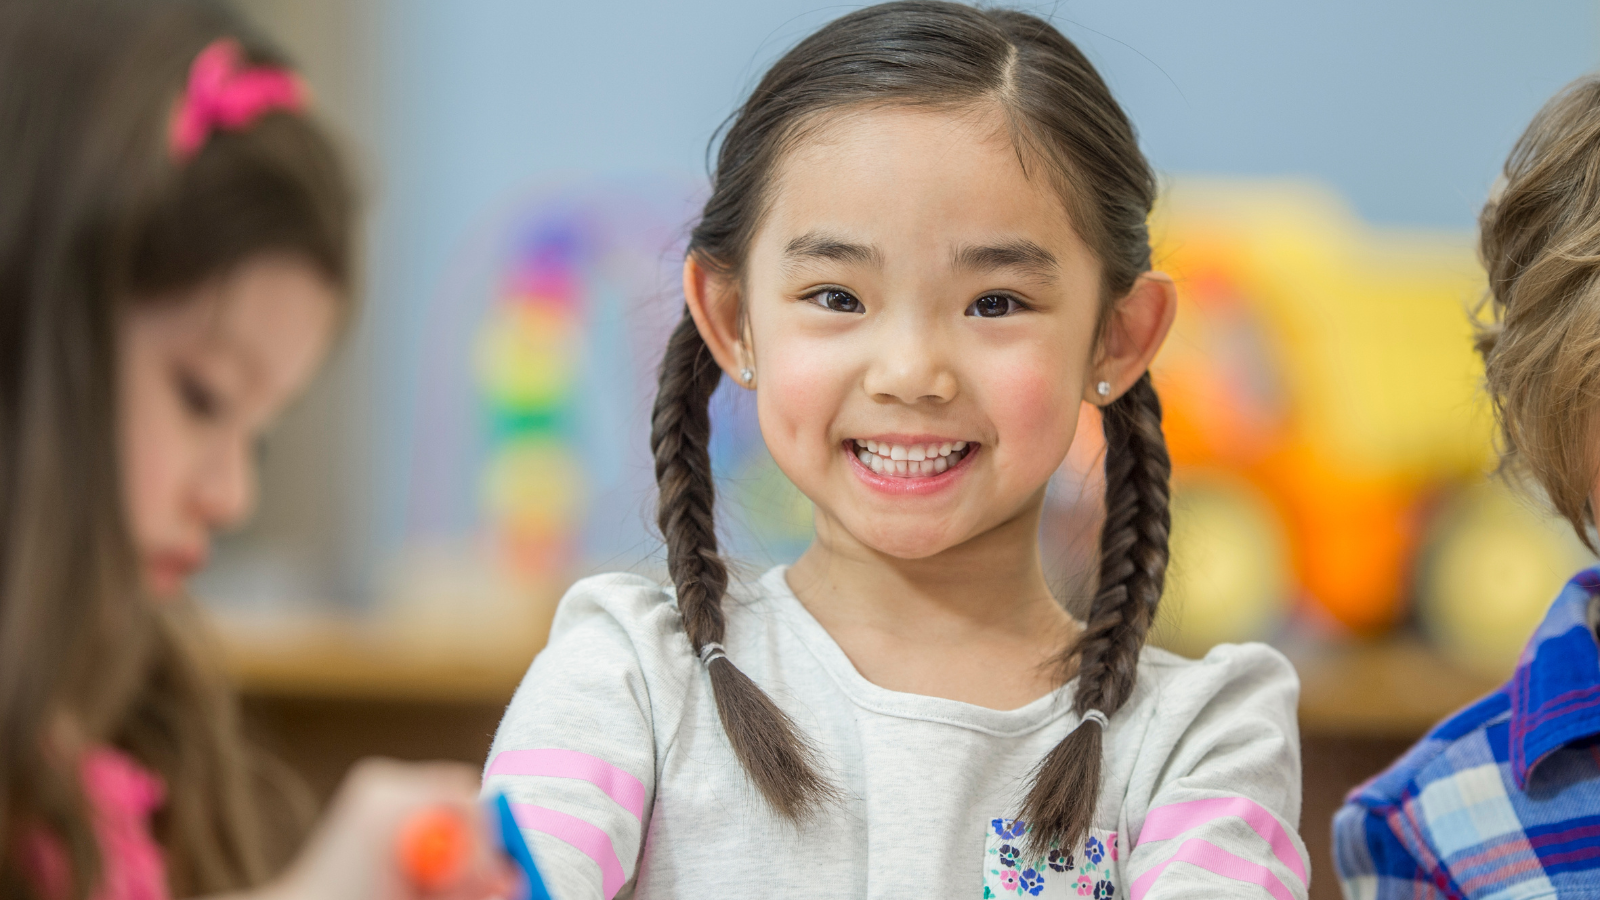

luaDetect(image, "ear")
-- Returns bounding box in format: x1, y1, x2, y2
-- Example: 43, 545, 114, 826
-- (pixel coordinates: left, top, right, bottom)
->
1085, 271, 1177, 405
682, 255, 751, 385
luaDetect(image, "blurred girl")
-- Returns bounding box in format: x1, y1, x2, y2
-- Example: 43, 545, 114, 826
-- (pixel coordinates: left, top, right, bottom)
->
1335, 77, 1600, 899
486, 3, 1309, 898
0, 2, 509, 898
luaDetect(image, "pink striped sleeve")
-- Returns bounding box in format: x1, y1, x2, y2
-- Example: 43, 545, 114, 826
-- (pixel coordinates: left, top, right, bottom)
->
1130, 838, 1297, 900
488, 749, 646, 821
511, 803, 628, 900
1137, 796, 1305, 884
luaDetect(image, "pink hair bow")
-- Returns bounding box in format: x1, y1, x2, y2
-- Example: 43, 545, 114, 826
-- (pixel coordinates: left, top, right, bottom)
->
168, 38, 307, 162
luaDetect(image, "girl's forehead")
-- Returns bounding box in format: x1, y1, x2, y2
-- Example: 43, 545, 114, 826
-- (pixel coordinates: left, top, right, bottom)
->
758, 105, 1086, 261
130, 257, 336, 393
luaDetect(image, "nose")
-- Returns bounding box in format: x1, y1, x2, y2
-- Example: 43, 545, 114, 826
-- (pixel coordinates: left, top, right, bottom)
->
193, 434, 257, 531
861, 311, 959, 405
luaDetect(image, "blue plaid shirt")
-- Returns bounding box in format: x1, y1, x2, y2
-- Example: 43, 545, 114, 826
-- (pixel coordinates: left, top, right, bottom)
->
1334, 567, 1600, 899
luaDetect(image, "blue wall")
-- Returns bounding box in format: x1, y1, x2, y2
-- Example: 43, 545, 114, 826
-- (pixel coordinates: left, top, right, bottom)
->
376, 1, 1597, 232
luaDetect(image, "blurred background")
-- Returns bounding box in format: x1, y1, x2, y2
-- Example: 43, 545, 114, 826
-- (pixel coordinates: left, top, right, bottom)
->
211, 3, 1598, 897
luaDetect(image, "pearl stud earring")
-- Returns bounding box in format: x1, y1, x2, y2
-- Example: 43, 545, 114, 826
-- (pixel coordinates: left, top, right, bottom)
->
740, 368, 755, 385
1096, 380, 1111, 397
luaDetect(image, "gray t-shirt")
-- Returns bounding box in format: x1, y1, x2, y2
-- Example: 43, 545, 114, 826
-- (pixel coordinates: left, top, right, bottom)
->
485, 567, 1308, 899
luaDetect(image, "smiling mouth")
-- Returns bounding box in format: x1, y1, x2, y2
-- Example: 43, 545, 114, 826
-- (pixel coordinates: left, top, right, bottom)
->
847, 438, 976, 477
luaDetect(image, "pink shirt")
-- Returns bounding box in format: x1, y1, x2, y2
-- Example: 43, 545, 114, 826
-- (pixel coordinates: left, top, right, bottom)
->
23, 747, 170, 900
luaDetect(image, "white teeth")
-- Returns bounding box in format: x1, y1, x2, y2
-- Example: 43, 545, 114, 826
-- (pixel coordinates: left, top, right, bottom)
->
851, 439, 972, 476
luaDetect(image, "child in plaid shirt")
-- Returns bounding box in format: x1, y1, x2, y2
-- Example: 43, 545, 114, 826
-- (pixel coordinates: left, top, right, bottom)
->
1334, 77, 1600, 899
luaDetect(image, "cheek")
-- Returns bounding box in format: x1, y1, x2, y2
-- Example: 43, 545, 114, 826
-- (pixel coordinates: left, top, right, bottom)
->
985, 353, 1082, 478
755, 339, 844, 445
752, 334, 849, 468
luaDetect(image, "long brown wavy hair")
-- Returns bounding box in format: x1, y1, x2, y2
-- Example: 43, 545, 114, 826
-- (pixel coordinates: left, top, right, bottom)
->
0, 0, 354, 895
651, 1, 1170, 857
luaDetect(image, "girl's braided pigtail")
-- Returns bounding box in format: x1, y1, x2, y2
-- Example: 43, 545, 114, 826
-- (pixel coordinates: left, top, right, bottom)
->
650, 312, 836, 819
1021, 372, 1172, 857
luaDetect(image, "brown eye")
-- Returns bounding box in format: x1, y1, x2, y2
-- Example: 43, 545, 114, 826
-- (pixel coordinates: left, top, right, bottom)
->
967, 294, 1021, 318
810, 288, 863, 313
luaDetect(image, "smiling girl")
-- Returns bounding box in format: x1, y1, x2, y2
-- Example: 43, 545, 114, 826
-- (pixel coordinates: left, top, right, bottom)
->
486, 3, 1308, 898
0, 2, 510, 898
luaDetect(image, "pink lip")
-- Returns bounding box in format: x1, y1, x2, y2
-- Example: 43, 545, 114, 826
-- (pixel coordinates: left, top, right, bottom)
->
145, 548, 206, 595
844, 440, 979, 496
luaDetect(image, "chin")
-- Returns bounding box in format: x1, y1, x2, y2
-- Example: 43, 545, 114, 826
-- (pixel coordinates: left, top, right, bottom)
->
853, 525, 959, 561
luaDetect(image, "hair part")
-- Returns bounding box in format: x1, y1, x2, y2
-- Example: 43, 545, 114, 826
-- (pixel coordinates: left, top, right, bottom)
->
1477, 74, 1600, 551
653, 0, 1170, 854
0, 0, 350, 894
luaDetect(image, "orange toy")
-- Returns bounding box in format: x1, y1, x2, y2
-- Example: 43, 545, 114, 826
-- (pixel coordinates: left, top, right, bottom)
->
397, 806, 471, 892
1149, 179, 1490, 636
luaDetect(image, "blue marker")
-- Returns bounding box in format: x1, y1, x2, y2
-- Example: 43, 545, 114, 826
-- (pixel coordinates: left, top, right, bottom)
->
493, 792, 552, 900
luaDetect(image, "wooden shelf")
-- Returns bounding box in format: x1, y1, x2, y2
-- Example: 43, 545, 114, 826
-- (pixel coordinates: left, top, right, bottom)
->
217, 610, 1507, 737
1287, 635, 1504, 737
217, 614, 549, 704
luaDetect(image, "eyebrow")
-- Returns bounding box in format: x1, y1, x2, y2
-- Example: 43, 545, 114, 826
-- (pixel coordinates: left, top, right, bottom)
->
950, 240, 1060, 283
782, 231, 885, 269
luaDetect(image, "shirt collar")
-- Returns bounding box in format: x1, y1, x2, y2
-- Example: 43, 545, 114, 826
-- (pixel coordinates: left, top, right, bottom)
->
1509, 567, 1600, 789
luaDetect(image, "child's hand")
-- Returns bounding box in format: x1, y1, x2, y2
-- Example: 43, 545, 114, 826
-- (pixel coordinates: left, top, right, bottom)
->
258, 758, 517, 900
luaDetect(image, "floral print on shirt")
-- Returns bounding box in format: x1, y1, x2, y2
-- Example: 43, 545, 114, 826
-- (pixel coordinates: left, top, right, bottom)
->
982, 818, 1120, 898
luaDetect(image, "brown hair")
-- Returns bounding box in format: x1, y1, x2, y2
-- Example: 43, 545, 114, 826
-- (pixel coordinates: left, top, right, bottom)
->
0, 0, 353, 895
1477, 75, 1600, 551
651, 0, 1170, 854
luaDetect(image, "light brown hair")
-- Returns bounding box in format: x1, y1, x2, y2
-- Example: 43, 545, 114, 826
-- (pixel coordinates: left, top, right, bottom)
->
651, 0, 1170, 855
0, 0, 354, 895
1478, 75, 1600, 551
